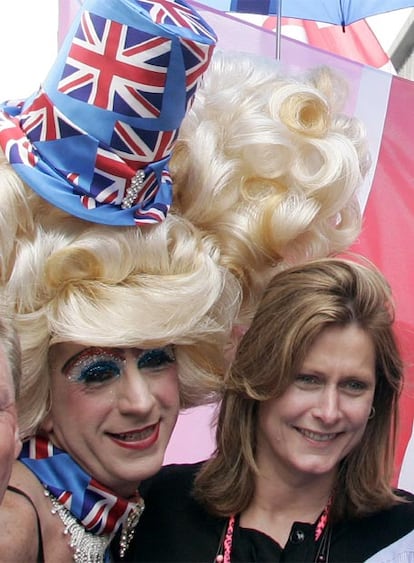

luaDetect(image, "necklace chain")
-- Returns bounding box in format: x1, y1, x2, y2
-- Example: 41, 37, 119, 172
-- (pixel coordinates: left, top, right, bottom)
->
45, 489, 110, 562
45, 488, 145, 561
119, 498, 145, 558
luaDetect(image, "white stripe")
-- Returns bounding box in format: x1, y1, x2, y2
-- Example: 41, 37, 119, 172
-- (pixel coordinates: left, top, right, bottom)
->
280, 23, 308, 42
364, 529, 414, 562
398, 421, 414, 493
353, 66, 392, 214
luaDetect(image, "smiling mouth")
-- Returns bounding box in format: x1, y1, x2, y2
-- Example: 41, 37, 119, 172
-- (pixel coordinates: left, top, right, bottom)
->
296, 428, 339, 442
109, 424, 157, 442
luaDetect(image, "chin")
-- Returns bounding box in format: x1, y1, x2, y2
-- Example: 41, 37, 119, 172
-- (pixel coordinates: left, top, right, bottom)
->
300, 463, 338, 477
130, 454, 165, 482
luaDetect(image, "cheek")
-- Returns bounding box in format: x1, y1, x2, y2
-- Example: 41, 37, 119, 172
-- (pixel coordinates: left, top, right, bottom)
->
50, 380, 112, 426
343, 403, 373, 453
263, 392, 307, 421
51, 381, 79, 414
154, 369, 180, 410
349, 395, 374, 427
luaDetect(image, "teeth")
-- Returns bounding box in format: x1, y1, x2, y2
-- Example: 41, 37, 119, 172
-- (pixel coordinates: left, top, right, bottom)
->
299, 428, 337, 442
116, 426, 154, 442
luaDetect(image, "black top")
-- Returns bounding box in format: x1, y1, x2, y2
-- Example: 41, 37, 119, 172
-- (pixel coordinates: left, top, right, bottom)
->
117, 462, 414, 563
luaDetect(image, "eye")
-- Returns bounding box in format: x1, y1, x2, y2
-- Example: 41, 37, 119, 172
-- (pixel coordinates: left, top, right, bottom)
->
63, 349, 125, 385
294, 374, 322, 389
137, 346, 176, 372
74, 359, 122, 384
341, 379, 369, 394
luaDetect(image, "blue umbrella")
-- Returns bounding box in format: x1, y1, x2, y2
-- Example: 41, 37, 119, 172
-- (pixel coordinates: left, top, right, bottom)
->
196, 0, 414, 57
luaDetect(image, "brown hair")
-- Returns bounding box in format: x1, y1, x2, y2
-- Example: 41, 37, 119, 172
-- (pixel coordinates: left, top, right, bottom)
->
194, 257, 403, 521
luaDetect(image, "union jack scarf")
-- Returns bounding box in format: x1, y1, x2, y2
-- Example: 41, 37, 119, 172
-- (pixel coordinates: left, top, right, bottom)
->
19, 435, 143, 543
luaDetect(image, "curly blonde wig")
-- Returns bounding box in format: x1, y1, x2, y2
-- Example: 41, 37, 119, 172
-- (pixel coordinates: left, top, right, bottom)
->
171, 50, 370, 318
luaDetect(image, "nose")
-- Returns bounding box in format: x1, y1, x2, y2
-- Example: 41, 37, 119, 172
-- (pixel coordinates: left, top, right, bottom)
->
116, 357, 156, 415
312, 386, 341, 425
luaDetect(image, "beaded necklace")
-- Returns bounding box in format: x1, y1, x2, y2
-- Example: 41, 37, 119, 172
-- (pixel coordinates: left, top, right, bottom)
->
215, 498, 332, 563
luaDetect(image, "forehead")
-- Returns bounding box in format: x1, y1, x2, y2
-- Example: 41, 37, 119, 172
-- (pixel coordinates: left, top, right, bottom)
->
302, 324, 376, 376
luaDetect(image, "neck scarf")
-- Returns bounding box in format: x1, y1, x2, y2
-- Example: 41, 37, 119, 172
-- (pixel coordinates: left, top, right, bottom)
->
19, 435, 144, 538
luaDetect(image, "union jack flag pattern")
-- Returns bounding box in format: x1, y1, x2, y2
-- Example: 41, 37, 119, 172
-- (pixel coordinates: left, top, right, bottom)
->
0, 111, 38, 168
20, 435, 144, 536
112, 120, 177, 169
20, 90, 84, 142
59, 11, 171, 117
139, 0, 217, 42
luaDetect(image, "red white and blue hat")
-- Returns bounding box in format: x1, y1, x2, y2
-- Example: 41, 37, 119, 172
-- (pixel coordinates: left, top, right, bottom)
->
0, 0, 216, 226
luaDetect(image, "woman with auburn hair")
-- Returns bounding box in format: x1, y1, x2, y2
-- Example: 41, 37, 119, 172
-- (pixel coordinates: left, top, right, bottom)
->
128, 258, 414, 562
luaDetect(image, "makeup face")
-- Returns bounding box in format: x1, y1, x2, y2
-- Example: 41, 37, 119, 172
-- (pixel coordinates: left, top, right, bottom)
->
256, 324, 376, 486
0, 347, 20, 503
46, 344, 180, 497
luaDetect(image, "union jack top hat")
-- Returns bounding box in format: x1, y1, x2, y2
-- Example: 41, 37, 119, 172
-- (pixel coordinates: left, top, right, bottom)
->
0, 0, 216, 226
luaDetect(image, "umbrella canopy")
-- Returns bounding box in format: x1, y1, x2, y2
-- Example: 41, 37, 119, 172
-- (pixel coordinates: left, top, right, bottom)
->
199, 0, 414, 57
263, 17, 394, 71
203, 0, 414, 26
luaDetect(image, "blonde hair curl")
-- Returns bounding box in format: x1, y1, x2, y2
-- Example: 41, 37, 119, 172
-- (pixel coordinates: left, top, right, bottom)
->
171, 51, 370, 318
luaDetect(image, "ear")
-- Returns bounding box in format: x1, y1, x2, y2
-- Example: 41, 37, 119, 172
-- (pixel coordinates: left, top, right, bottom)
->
224, 324, 249, 365
40, 388, 53, 433
41, 410, 53, 433
14, 428, 22, 458
9, 404, 22, 458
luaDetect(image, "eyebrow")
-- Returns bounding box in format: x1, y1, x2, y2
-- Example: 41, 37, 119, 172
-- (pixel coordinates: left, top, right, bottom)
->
61, 347, 125, 375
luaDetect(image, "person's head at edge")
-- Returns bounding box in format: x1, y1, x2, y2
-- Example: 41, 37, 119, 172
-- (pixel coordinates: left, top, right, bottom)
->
0, 312, 21, 502
195, 257, 403, 522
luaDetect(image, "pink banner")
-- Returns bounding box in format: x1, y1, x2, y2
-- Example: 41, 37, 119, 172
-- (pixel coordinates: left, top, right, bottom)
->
350, 74, 414, 488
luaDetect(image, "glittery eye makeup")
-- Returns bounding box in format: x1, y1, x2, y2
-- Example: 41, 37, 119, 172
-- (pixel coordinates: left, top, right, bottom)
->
62, 348, 125, 385
61, 346, 176, 385
137, 346, 176, 371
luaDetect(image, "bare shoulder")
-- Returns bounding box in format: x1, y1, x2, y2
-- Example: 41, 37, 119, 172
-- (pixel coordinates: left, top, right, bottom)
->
0, 461, 43, 562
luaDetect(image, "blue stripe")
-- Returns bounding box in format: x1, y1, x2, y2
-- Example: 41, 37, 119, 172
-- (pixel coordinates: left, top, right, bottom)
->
229, 0, 278, 14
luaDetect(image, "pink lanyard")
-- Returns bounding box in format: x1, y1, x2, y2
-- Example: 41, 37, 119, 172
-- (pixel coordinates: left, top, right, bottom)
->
216, 498, 332, 563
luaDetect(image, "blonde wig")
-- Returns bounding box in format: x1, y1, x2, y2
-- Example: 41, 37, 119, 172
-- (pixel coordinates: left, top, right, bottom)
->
171, 50, 370, 319
195, 258, 403, 521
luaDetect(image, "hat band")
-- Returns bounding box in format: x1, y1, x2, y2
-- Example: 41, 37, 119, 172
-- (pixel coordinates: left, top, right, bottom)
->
0, 94, 174, 224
